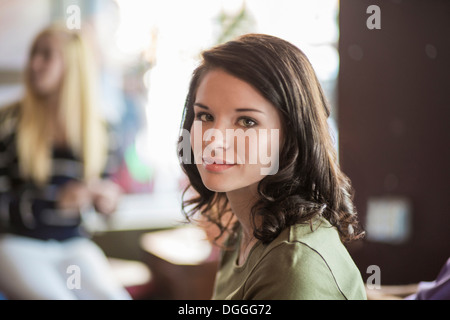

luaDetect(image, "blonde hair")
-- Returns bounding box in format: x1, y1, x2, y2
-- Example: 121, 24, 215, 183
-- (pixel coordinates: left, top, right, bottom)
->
17, 25, 108, 185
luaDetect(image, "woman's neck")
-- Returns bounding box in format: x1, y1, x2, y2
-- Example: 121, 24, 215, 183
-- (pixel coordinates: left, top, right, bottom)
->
39, 90, 60, 111
226, 183, 262, 265
226, 185, 257, 239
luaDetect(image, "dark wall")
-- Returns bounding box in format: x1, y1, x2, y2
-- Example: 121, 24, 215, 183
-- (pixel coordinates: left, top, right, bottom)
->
339, 0, 450, 284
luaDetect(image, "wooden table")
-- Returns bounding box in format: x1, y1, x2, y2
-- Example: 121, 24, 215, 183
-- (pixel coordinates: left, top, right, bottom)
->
140, 226, 220, 300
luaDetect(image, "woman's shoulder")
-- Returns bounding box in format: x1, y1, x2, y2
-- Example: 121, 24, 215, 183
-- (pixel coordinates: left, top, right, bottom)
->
264, 218, 357, 273
266, 217, 340, 251
256, 218, 367, 299
0, 102, 21, 138
0, 101, 20, 118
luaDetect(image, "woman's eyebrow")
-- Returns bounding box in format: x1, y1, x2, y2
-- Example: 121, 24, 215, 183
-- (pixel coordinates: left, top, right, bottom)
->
194, 103, 209, 109
235, 108, 264, 114
194, 103, 264, 114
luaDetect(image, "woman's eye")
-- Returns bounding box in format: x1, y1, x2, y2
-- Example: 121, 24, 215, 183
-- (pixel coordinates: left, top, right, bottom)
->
195, 112, 213, 122
237, 117, 257, 128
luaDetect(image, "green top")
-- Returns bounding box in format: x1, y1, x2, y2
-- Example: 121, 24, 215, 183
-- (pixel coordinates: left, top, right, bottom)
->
212, 218, 367, 300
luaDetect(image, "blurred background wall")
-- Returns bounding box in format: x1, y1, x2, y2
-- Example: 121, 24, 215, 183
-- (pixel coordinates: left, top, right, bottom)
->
339, 0, 450, 285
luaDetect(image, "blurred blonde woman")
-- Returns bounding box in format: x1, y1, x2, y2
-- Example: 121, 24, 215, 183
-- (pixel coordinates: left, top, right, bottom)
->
0, 25, 131, 300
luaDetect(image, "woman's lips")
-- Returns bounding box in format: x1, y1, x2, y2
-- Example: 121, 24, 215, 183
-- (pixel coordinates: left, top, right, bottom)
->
204, 163, 236, 172
202, 158, 236, 172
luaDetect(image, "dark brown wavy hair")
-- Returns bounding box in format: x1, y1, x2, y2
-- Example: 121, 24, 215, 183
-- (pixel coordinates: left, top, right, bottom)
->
178, 34, 364, 245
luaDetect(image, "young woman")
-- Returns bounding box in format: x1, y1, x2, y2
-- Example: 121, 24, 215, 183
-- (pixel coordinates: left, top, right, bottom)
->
0, 25, 131, 300
179, 34, 367, 300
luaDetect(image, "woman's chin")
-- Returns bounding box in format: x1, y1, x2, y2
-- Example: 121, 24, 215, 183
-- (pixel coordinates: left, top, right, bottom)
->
202, 181, 233, 193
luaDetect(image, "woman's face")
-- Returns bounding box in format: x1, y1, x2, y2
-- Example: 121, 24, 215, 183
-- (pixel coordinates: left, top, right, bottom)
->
27, 34, 65, 97
190, 68, 282, 194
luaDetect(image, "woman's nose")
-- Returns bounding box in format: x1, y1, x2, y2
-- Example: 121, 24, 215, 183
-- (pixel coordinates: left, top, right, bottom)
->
204, 123, 232, 151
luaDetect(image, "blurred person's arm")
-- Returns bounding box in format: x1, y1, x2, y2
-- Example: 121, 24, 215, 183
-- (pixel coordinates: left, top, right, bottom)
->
88, 126, 123, 216
89, 179, 122, 215
365, 284, 419, 300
